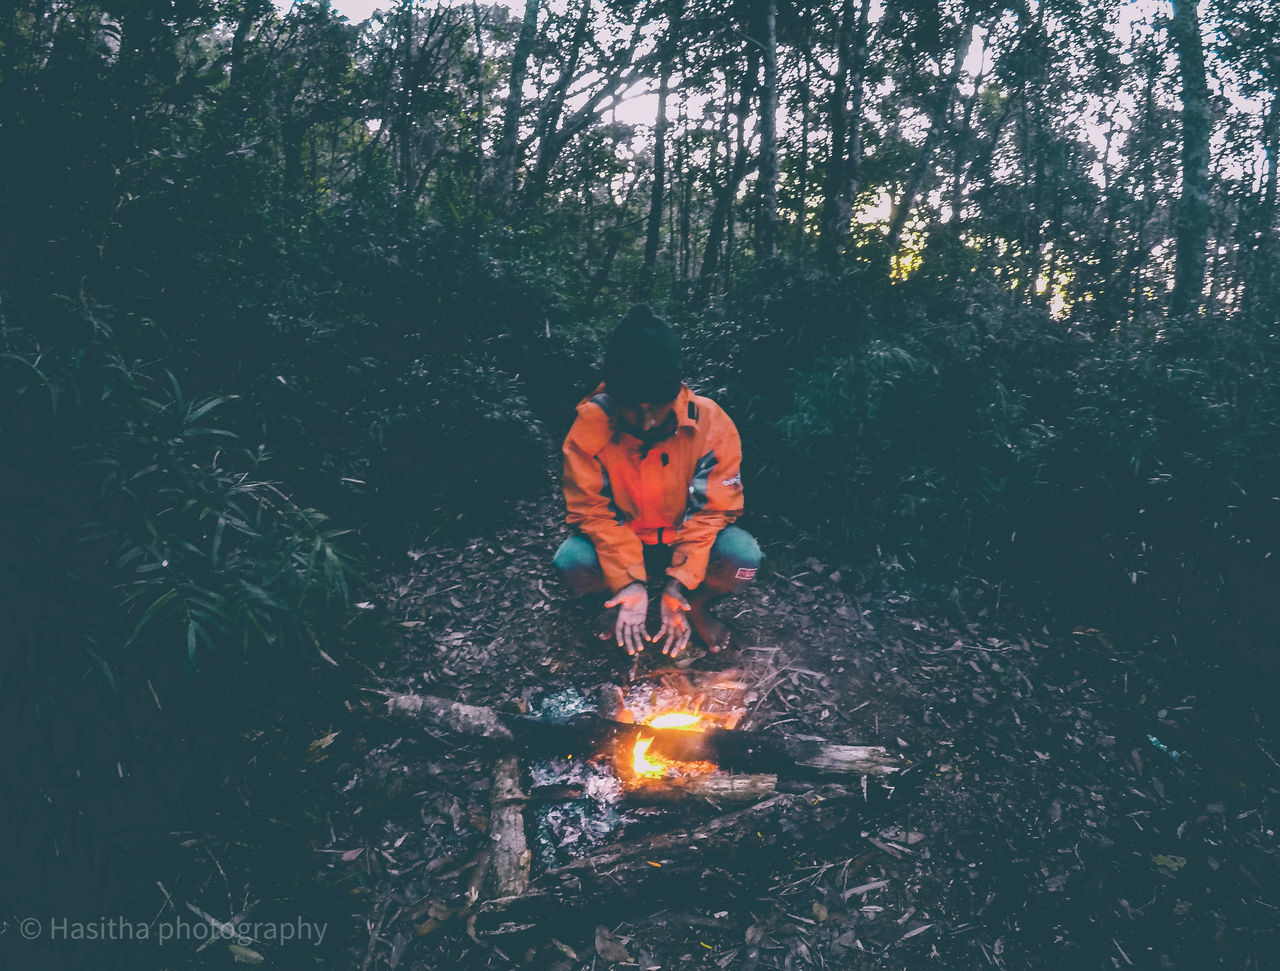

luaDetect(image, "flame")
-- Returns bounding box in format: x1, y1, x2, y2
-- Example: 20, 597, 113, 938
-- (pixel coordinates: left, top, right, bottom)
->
632, 736, 661, 775
629, 711, 707, 777
647, 712, 702, 730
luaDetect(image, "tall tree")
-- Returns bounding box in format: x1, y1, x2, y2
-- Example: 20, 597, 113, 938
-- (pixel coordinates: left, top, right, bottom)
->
1213, 0, 1279, 320
699, 52, 758, 298
1169, 0, 1211, 317
639, 59, 673, 299
493, 0, 540, 214
756, 0, 779, 259
818, 0, 875, 264
885, 2, 979, 269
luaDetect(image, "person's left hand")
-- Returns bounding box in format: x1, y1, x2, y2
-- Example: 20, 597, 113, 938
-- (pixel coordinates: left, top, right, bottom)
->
657, 579, 692, 657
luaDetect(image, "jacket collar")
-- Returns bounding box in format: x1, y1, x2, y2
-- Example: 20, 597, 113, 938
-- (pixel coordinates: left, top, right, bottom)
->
584, 383, 697, 431
673, 385, 698, 431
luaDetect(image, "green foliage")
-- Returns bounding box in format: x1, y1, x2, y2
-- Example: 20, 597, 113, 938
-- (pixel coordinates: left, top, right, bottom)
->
93, 372, 353, 666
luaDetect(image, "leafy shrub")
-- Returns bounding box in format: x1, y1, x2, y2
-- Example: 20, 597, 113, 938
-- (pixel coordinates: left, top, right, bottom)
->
89, 366, 355, 669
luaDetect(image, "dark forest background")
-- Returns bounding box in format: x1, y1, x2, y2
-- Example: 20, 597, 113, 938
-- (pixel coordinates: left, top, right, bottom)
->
2, 0, 1279, 963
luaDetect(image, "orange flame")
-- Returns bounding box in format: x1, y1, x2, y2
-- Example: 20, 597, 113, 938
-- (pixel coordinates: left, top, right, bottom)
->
629, 711, 707, 777
632, 736, 661, 775
647, 712, 702, 730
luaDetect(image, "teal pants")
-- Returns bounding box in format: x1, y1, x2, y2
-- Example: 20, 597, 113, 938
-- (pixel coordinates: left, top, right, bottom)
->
552, 526, 762, 597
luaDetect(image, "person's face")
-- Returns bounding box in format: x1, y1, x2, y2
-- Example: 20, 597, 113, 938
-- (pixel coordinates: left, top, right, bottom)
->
618, 399, 676, 438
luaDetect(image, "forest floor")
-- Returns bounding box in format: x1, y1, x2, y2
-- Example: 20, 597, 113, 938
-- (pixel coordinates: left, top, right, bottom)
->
315, 495, 1279, 970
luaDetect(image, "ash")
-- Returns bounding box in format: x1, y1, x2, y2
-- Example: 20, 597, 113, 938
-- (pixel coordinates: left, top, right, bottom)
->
529, 753, 624, 870
528, 686, 596, 720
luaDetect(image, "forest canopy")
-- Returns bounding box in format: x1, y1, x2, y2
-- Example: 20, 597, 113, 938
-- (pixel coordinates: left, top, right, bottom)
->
3, 0, 1278, 664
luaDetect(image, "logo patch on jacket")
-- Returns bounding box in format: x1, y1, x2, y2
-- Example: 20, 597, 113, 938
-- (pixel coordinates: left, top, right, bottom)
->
722, 474, 742, 487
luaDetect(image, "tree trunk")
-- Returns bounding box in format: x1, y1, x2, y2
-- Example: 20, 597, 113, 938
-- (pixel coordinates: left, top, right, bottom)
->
638, 60, 672, 300
699, 56, 757, 299
756, 0, 779, 260
471, 0, 487, 221
795, 45, 811, 251
818, 4, 851, 262
393, 0, 417, 224
818, 0, 873, 265
228, 0, 268, 97
677, 97, 692, 293
1169, 0, 1210, 318
585, 170, 642, 311
1243, 93, 1279, 321
493, 0, 540, 214
884, 7, 977, 269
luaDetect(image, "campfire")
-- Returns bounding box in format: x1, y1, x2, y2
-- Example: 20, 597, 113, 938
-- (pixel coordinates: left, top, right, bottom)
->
383, 673, 906, 942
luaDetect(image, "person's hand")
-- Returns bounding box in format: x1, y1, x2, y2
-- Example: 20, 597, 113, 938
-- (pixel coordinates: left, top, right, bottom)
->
657, 579, 692, 657
604, 582, 649, 656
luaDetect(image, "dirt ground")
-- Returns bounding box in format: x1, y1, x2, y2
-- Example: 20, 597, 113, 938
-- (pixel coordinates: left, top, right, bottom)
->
320, 496, 1280, 970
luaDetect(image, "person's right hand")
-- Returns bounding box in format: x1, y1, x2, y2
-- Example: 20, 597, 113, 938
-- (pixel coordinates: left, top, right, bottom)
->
604, 581, 649, 656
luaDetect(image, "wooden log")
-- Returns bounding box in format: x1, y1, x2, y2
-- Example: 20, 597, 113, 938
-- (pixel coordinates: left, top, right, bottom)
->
471, 763, 930, 943
621, 770, 777, 805
472, 793, 822, 938
382, 691, 903, 779
486, 756, 530, 898
643, 727, 900, 778
385, 692, 515, 741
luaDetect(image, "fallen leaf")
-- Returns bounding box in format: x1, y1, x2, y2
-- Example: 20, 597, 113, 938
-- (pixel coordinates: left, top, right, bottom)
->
551, 938, 579, 960
1153, 854, 1186, 871
307, 731, 339, 761
229, 944, 265, 964
595, 925, 632, 964
341, 848, 364, 862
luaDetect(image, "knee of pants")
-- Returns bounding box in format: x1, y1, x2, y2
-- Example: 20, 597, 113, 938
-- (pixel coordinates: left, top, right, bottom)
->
552, 535, 608, 597
704, 526, 762, 594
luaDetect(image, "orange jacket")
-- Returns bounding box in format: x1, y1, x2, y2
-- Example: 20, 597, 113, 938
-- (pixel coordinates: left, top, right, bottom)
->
562, 384, 745, 592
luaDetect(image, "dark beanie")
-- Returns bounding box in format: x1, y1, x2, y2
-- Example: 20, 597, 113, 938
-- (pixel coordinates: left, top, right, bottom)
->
603, 304, 683, 405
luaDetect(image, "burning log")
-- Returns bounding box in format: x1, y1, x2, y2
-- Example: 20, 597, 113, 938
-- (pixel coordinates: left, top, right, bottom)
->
382, 691, 904, 780
645, 728, 900, 778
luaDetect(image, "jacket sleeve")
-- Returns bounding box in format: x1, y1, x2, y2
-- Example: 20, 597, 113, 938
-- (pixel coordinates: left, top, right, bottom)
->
563, 429, 646, 593
667, 407, 744, 590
